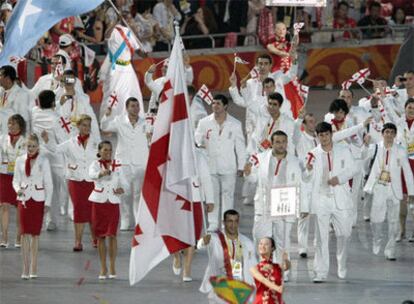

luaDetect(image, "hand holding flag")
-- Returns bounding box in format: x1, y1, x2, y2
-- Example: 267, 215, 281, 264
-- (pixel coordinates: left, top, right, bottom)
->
196, 84, 214, 105
294, 22, 305, 35
233, 53, 249, 73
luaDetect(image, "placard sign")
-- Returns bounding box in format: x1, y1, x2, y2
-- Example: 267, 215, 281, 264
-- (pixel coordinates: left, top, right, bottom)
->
269, 185, 300, 219
265, 0, 326, 7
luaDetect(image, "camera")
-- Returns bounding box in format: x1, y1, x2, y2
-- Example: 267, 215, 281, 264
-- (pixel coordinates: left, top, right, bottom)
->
64, 77, 76, 84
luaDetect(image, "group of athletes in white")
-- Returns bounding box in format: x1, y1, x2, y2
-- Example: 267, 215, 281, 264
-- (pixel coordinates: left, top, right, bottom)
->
0, 25, 413, 303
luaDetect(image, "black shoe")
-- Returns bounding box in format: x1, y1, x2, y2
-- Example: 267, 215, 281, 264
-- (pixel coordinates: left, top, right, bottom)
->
300, 252, 307, 258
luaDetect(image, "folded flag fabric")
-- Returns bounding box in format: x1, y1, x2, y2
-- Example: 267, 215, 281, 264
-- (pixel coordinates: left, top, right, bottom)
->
210, 276, 254, 304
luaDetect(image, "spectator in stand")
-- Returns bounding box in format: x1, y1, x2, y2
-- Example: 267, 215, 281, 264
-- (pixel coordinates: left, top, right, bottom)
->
333, 1, 357, 41
244, 0, 265, 45
50, 17, 76, 45
357, 1, 388, 39
104, 0, 133, 37
153, 0, 182, 51
213, 0, 248, 46
0, 3, 12, 25
134, 1, 161, 53
388, 7, 412, 26
180, 6, 217, 49
76, 10, 105, 46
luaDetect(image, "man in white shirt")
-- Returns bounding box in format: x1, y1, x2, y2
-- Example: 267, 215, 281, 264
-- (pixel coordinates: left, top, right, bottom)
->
195, 95, 246, 231
198, 209, 256, 304
0, 65, 33, 128
364, 123, 414, 260
31, 90, 68, 231
304, 122, 357, 282
245, 130, 302, 281
101, 97, 149, 230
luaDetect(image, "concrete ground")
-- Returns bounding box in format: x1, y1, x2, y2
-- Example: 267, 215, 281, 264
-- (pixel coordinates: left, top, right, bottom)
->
0, 89, 413, 304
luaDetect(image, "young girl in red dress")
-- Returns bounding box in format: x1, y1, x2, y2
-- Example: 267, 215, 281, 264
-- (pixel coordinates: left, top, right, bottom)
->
12, 134, 53, 279
89, 141, 127, 280
0, 114, 26, 248
250, 237, 290, 304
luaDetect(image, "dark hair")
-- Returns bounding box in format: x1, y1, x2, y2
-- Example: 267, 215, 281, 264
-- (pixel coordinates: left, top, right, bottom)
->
369, 1, 381, 10
271, 130, 288, 143
213, 94, 228, 106
0, 65, 17, 81
256, 53, 272, 64
381, 122, 397, 134
97, 140, 112, 158
263, 77, 275, 86
268, 92, 284, 106
263, 237, 276, 251
187, 85, 196, 97
337, 1, 349, 9
391, 7, 406, 24
125, 97, 139, 108
405, 97, 414, 109
8, 114, 26, 135
38, 90, 56, 109
200, 6, 217, 33
405, 70, 414, 76
303, 113, 314, 125
329, 99, 349, 115
223, 209, 239, 221
316, 121, 333, 134
63, 69, 75, 77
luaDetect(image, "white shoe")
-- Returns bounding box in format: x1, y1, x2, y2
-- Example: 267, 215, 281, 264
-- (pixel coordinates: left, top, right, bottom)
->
60, 206, 66, 216
408, 234, 414, 243
283, 272, 289, 282
21, 274, 29, 280
172, 264, 181, 276
372, 243, 381, 255
29, 274, 38, 279
337, 267, 347, 280
242, 198, 253, 206
183, 276, 192, 282
14, 243, 21, 248
98, 275, 107, 280
0, 242, 9, 248
108, 274, 117, 279
363, 216, 370, 222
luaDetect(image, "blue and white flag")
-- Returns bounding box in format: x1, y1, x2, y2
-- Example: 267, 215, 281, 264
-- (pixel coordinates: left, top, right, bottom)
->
0, 0, 104, 66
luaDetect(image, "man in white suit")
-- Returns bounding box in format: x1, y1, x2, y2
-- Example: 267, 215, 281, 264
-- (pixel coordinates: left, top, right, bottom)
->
198, 209, 256, 304
363, 123, 414, 260
245, 130, 302, 281
304, 122, 357, 283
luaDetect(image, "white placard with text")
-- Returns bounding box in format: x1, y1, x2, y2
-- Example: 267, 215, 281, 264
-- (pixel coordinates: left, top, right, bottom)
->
265, 0, 326, 7
269, 185, 300, 219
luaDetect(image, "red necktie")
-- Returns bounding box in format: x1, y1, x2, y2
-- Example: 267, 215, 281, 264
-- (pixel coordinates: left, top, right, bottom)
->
77, 134, 89, 146
8, 132, 21, 143
274, 159, 282, 176
99, 159, 111, 170
25, 152, 39, 177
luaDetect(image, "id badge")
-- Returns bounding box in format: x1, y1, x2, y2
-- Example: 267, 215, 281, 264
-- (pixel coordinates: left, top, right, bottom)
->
232, 261, 243, 281
407, 142, 414, 157
7, 161, 15, 174
378, 170, 391, 184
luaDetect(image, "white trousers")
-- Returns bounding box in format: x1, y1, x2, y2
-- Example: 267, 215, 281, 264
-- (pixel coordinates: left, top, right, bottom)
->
370, 183, 400, 257
314, 195, 353, 279
121, 164, 145, 229
351, 168, 364, 225
241, 179, 256, 204
253, 215, 293, 263
297, 214, 316, 254
45, 166, 68, 227
362, 192, 372, 219
208, 174, 236, 231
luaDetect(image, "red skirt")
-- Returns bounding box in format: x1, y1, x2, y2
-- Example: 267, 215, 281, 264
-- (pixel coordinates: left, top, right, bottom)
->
0, 174, 17, 205
91, 202, 119, 237
68, 180, 93, 223
402, 158, 414, 194
18, 199, 45, 236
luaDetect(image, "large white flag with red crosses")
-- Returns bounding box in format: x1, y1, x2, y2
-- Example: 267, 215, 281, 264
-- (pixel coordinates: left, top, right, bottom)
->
129, 31, 203, 285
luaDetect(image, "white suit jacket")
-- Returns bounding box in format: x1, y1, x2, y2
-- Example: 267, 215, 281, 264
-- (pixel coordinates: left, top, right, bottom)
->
56, 136, 100, 182
198, 232, 256, 294
12, 154, 53, 206
0, 83, 34, 125
101, 114, 149, 167
88, 159, 129, 204
0, 135, 26, 174
195, 113, 246, 174
304, 144, 356, 212
363, 142, 414, 200
247, 151, 303, 216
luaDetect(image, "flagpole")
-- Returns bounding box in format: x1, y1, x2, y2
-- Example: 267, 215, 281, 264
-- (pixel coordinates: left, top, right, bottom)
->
358, 82, 372, 96
105, 0, 146, 51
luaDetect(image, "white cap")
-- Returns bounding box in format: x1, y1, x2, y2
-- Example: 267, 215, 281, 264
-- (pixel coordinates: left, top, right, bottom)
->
59, 34, 75, 47
1, 3, 12, 11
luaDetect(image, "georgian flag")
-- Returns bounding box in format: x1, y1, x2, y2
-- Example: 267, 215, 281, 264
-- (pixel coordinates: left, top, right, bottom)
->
234, 53, 249, 65
350, 68, 371, 85
249, 67, 259, 79
196, 84, 214, 105
299, 84, 309, 101
129, 32, 203, 285
293, 22, 304, 34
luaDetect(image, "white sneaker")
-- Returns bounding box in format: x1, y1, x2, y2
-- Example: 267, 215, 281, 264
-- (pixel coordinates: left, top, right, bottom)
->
283, 272, 289, 282
338, 267, 347, 280
372, 243, 381, 255
408, 234, 414, 243
46, 222, 57, 231
172, 264, 181, 276
313, 275, 326, 283
183, 276, 192, 282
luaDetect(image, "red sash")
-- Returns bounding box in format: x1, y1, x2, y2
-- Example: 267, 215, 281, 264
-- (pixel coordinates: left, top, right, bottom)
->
217, 231, 233, 279
115, 26, 134, 55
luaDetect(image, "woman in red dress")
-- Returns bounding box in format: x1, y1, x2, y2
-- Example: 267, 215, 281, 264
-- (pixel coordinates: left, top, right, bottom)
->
12, 134, 53, 279
250, 237, 290, 304
88, 141, 127, 280
0, 114, 26, 248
